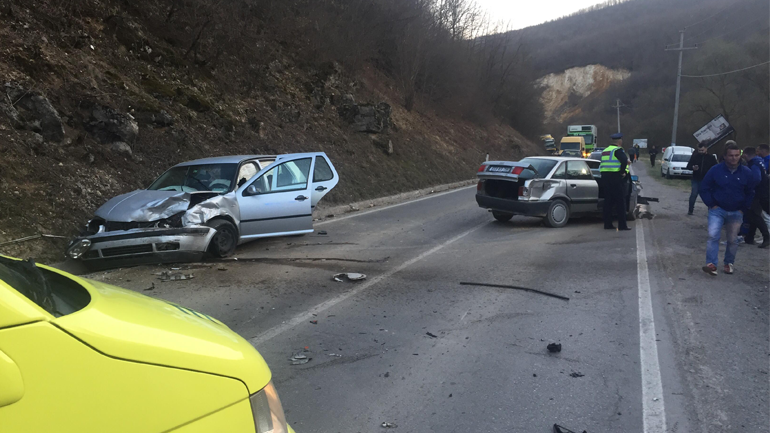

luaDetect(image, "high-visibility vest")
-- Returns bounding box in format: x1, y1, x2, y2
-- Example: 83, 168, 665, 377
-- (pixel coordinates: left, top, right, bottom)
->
600, 145, 622, 172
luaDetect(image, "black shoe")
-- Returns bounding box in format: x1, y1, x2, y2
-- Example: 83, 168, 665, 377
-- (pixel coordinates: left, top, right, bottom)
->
759, 241, 770, 249
744, 239, 756, 245
687, 211, 693, 215
618, 227, 632, 231
604, 225, 616, 230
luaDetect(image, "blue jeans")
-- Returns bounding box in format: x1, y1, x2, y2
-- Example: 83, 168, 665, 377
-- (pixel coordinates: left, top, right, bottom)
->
706, 207, 743, 265
688, 179, 700, 213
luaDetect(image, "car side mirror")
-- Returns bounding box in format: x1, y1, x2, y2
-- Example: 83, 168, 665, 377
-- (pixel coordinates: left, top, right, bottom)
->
245, 185, 258, 196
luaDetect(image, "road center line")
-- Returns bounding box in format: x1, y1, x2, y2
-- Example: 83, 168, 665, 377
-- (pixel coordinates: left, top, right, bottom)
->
637, 219, 667, 432
315, 185, 475, 226
249, 221, 487, 347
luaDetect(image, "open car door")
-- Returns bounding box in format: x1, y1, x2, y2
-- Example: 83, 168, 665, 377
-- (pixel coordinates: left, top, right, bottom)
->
236, 155, 315, 240
310, 153, 339, 209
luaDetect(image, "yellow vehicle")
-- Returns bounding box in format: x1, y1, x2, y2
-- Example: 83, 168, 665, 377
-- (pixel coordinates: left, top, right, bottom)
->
0, 256, 295, 433
559, 136, 587, 158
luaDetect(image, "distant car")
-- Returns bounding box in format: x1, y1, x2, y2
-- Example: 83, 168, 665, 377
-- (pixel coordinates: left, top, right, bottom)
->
0, 255, 296, 432
475, 156, 640, 227
67, 153, 339, 268
660, 145, 694, 179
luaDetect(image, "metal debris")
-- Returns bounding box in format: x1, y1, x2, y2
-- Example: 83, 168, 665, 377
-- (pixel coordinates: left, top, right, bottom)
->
159, 271, 194, 282
547, 343, 562, 353
332, 272, 367, 282
381, 422, 397, 428
328, 353, 342, 357
460, 282, 569, 301
289, 351, 312, 365
569, 371, 585, 378
217, 266, 228, 271
426, 332, 438, 338
553, 424, 587, 433
143, 283, 155, 291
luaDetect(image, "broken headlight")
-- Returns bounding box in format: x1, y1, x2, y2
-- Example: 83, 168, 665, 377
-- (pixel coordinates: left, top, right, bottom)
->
155, 212, 184, 229
67, 239, 92, 259
250, 380, 288, 433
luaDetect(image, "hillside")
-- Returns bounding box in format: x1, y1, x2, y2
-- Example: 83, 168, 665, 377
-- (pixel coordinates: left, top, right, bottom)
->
0, 0, 542, 261
510, 0, 769, 148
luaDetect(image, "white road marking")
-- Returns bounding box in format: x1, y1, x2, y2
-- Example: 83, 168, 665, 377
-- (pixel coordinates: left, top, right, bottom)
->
250, 221, 487, 346
636, 220, 667, 432
315, 185, 475, 226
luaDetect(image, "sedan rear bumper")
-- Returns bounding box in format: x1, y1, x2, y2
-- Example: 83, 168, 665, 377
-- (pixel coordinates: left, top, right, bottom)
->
475, 194, 552, 217
67, 227, 217, 269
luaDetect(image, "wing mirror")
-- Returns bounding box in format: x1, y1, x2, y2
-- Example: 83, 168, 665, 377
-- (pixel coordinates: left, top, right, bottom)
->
245, 185, 259, 196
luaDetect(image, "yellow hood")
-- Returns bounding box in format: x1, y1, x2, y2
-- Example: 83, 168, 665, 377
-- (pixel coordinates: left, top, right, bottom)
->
53, 273, 270, 394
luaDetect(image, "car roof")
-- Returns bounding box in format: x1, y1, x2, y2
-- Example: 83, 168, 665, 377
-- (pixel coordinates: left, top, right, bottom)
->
668, 146, 693, 152
174, 155, 276, 167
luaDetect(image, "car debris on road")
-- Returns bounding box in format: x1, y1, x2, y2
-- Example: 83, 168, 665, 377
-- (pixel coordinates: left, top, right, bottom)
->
547, 343, 562, 353
158, 271, 194, 282
332, 272, 367, 282
460, 281, 569, 301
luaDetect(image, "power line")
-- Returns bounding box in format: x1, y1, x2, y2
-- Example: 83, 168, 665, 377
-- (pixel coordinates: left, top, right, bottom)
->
683, 2, 734, 30
681, 60, 770, 77
685, 5, 744, 40
692, 18, 765, 45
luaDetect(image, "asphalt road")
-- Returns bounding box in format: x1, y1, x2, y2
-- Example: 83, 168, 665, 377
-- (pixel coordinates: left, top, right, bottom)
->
90, 164, 769, 433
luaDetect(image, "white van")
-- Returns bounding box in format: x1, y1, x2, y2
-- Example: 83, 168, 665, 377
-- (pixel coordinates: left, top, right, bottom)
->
661, 145, 694, 179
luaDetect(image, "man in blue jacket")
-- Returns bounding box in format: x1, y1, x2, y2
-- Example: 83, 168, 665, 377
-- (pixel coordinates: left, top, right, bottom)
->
699, 142, 760, 275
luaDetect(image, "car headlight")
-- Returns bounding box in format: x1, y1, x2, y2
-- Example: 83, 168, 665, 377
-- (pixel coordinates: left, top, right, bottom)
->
250, 380, 288, 433
67, 239, 92, 259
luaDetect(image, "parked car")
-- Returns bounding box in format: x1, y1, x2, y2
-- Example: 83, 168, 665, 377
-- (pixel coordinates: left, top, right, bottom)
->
475, 156, 640, 227
660, 145, 694, 179
66, 153, 339, 268
0, 255, 295, 433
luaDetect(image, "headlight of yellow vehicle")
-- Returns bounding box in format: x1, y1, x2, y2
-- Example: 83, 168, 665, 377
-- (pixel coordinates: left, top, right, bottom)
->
250, 380, 288, 433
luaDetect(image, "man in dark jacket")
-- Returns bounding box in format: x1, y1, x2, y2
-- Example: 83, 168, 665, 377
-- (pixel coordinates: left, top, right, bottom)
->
686, 142, 718, 215
742, 147, 769, 248
649, 145, 658, 167
699, 142, 760, 275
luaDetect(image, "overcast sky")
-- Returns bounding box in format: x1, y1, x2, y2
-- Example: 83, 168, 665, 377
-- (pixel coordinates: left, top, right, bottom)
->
474, 0, 608, 31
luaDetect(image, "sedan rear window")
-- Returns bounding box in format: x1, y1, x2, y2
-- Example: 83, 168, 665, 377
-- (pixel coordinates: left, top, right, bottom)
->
518, 158, 559, 179
0, 258, 90, 317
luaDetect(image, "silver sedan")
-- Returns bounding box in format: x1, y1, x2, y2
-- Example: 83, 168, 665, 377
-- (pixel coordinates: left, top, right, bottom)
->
475, 156, 639, 227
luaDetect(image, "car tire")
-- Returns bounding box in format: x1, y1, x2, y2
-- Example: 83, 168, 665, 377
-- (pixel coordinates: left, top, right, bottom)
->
207, 219, 238, 258
626, 195, 637, 221
492, 211, 513, 222
665, 168, 673, 179
544, 200, 570, 228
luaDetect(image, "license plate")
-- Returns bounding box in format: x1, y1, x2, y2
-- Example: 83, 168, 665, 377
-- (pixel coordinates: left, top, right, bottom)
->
488, 166, 511, 173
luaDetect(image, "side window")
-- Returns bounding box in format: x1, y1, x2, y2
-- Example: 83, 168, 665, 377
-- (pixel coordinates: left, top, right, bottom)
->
246, 158, 312, 195
567, 161, 594, 180
236, 162, 258, 188
313, 156, 334, 182
552, 162, 566, 179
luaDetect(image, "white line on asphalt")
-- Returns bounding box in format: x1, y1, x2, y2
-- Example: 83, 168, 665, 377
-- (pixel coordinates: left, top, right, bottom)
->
636, 220, 667, 432
250, 221, 487, 347
316, 185, 476, 226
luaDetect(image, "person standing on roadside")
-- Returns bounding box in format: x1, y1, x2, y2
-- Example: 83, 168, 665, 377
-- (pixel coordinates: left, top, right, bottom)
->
757, 144, 770, 174
649, 145, 658, 167
686, 142, 718, 215
600, 133, 631, 231
741, 147, 769, 248
699, 142, 760, 275
627, 145, 636, 163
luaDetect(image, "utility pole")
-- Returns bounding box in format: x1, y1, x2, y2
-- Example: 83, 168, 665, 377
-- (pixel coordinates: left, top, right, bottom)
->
665, 30, 698, 146
611, 99, 629, 133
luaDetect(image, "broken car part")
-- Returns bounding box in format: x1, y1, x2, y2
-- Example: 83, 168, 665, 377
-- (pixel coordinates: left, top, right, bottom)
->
332, 273, 368, 282
553, 424, 587, 433
459, 282, 569, 301
547, 343, 562, 353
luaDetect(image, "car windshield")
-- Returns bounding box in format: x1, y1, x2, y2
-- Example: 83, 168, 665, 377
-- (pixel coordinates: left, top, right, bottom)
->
0, 257, 90, 317
148, 163, 239, 193
561, 142, 581, 150
582, 135, 594, 144
518, 158, 559, 178
671, 154, 691, 162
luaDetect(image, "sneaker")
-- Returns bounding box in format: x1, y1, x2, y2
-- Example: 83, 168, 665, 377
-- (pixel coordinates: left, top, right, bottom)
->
759, 240, 770, 249
736, 236, 745, 244
687, 211, 694, 216
724, 264, 734, 274
702, 263, 717, 276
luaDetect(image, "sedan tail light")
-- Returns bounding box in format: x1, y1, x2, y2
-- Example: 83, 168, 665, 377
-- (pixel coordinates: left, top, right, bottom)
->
511, 166, 525, 175
477, 164, 487, 172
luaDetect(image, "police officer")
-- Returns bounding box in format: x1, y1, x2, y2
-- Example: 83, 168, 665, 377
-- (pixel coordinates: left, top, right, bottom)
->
600, 132, 632, 230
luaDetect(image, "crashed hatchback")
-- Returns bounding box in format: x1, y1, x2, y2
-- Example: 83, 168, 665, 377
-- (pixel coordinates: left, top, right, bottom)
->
67, 153, 338, 267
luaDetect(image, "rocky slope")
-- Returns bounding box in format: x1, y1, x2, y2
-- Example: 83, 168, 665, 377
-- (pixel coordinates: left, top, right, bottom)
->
537, 65, 631, 122
0, 1, 539, 261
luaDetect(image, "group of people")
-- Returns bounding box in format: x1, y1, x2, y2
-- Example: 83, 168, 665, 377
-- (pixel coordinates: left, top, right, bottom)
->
626, 143, 642, 164
693, 141, 770, 276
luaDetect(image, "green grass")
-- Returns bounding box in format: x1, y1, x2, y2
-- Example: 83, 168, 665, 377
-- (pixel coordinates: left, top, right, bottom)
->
641, 156, 691, 191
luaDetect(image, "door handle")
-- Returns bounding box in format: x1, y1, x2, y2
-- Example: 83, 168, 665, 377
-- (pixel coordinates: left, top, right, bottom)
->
570, 184, 577, 188
315, 186, 327, 192
295, 195, 308, 201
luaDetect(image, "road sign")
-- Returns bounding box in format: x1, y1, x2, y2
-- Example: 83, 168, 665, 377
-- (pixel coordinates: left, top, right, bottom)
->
633, 139, 647, 148
693, 114, 735, 148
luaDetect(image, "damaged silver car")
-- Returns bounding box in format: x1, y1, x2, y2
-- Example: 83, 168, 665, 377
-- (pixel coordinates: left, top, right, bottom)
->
66, 153, 339, 268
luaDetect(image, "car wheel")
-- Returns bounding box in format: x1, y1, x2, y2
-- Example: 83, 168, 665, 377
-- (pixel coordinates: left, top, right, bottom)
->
626, 194, 637, 221
207, 219, 237, 258
492, 211, 513, 222
544, 200, 570, 228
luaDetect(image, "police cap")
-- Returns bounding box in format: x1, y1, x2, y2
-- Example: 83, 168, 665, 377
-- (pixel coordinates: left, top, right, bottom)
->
610, 132, 623, 140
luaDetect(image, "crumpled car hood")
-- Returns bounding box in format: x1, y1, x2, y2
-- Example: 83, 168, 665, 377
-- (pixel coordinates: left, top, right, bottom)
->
94, 190, 224, 222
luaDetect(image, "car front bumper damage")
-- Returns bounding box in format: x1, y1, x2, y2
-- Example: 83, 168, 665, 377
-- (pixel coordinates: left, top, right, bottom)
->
67, 227, 217, 269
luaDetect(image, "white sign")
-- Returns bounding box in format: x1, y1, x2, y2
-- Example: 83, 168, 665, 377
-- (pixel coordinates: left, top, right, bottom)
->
693, 114, 734, 147
633, 139, 647, 148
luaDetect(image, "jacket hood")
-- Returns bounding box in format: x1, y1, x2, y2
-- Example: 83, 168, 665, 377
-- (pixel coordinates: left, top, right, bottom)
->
94, 190, 218, 222
53, 275, 271, 393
